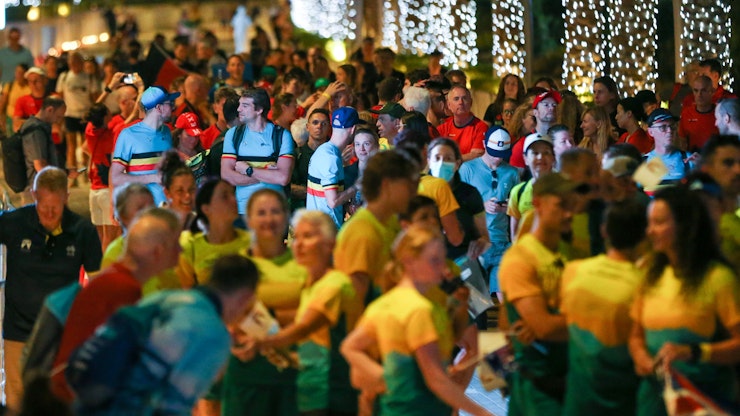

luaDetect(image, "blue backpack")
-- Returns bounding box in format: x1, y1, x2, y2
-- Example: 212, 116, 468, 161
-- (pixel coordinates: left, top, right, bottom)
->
65, 302, 170, 409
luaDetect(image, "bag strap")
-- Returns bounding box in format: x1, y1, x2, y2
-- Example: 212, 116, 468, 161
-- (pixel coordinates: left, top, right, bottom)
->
231, 124, 247, 153
271, 124, 284, 160
516, 179, 530, 203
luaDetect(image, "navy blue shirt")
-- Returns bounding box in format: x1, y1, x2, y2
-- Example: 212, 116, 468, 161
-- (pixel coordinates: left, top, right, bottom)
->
0, 205, 101, 341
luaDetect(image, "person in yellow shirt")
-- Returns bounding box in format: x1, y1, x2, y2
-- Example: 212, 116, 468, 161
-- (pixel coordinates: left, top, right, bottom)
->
258, 210, 357, 414
341, 225, 492, 416
177, 179, 250, 287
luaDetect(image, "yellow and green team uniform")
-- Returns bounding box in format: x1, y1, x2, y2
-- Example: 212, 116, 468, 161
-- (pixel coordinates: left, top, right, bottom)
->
220, 250, 307, 416
356, 285, 454, 416
101, 232, 186, 296
632, 263, 740, 416
176, 229, 251, 286
295, 270, 357, 413
499, 233, 568, 416
560, 255, 642, 415
720, 212, 740, 273
507, 179, 534, 221
334, 207, 400, 312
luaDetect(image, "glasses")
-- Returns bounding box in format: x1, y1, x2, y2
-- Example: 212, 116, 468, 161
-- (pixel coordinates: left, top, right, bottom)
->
503, 109, 515, 115
491, 170, 499, 190
650, 124, 674, 133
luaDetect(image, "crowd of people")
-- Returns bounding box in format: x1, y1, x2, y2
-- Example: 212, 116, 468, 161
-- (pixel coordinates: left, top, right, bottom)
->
0, 12, 739, 416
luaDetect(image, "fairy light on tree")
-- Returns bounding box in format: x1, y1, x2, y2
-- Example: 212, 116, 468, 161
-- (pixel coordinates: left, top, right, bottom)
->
381, 0, 478, 68
561, 0, 607, 98
679, 0, 733, 87
491, 0, 526, 77
291, 0, 358, 41
609, 0, 657, 95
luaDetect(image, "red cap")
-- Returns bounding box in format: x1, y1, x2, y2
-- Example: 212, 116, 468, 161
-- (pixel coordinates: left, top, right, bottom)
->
532, 89, 562, 109
175, 112, 203, 136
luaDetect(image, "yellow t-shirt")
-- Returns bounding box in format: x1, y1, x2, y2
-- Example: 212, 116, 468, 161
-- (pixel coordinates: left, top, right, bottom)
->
297, 269, 356, 348
176, 229, 251, 287
417, 174, 459, 217
507, 179, 533, 220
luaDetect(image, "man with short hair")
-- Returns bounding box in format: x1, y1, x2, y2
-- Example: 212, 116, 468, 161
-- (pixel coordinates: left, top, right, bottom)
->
499, 172, 576, 416
20, 96, 67, 203
291, 108, 330, 210
437, 84, 487, 160
0, 166, 101, 412
679, 75, 719, 152
206, 95, 242, 179
645, 108, 695, 184
307, 107, 363, 227
173, 74, 216, 128
715, 98, 740, 136
700, 135, 740, 271
49, 207, 182, 403
13, 67, 48, 132
110, 86, 180, 206
697, 58, 736, 103
221, 88, 295, 214
459, 126, 520, 295
73, 254, 259, 414
424, 76, 452, 126
201, 87, 239, 149
0, 27, 34, 85
372, 47, 404, 90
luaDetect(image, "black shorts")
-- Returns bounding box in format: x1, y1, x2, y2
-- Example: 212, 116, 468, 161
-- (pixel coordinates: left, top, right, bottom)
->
64, 117, 86, 134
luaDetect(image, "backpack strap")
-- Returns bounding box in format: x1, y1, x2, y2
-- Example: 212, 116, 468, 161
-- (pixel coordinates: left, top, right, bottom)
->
231, 124, 247, 153
516, 179, 530, 203
271, 124, 284, 160
680, 150, 690, 175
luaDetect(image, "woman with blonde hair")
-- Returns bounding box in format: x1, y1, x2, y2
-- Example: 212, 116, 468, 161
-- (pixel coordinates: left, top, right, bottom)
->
579, 106, 614, 161
341, 225, 493, 416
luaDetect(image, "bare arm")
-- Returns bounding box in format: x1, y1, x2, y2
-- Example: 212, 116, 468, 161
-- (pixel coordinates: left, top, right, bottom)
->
220, 158, 260, 186
440, 211, 465, 247
109, 162, 161, 188
628, 319, 654, 376
250, 157, 294, 186
511, 295, 568, 342
340, 325, 385, 394
32, 159, 48, 172
324, 185, 357, 209
510, 216, 519, 242
416, 342, 493, 416
467, 212, 491, 259
306, 81, 346, 115
261, 308, 330, 349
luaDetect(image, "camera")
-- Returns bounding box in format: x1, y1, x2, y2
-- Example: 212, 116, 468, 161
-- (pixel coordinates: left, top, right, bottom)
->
122, 73, 135, 84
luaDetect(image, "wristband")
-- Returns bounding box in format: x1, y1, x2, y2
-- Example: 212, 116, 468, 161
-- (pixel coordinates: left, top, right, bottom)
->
321, 92, 331, 100
104, 86, 113, 93
699, 343, 712, 363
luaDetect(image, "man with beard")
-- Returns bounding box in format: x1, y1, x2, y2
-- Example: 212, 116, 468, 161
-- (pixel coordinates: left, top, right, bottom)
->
110, 86, 180, 206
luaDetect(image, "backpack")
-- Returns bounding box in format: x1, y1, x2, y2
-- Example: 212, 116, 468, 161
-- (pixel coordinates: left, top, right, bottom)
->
231, 123, 291, 195
1, 124, 44, 193
65, 302, 170, 409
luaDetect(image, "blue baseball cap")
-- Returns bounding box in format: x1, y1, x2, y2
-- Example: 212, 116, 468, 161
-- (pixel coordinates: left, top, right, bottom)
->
331, 107, 365, 129
141, 86, 181, 111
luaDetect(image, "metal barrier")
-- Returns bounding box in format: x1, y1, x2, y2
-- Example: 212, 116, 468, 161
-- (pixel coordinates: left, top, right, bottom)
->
0, 189, 13, 405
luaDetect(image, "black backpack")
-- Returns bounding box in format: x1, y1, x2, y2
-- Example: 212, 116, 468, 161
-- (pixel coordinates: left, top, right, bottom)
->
65, 302, 170, 409
1, 124, 43, 193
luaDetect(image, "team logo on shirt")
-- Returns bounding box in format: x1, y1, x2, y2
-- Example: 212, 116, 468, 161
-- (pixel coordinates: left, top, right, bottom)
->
20, 239, 32, 252
66, 245, 76, 257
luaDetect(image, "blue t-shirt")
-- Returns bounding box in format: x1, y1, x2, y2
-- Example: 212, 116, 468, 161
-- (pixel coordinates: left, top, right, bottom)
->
307, 142, 344, 228
0, 47, 34, 84
112, 122, 173, 206
221, 123, 295, 214
645, 149, 693, 182
459, 158, 519, 243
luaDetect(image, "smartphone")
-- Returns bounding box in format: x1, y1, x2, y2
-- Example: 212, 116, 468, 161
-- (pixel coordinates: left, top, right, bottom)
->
77, 167, 87, 173
122, 73, 134, 84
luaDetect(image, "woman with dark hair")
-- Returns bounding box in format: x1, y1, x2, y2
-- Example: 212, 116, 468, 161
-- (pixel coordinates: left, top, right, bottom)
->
629, 185, 740, 416
484, 73, 526, 126
593, 75, 623, 135
160, 149, 197, 230
176, 178, 249, 287
336, 64, 357, 92
397, 111, 432, 145
427, 137, 489, 260
345, 127, 380, 217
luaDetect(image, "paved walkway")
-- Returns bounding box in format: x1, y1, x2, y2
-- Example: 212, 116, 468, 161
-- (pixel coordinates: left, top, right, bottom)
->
461, 330, 509, 415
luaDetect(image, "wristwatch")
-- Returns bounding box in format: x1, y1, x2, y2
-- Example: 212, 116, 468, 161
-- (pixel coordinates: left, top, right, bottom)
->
245, 166, 254, 177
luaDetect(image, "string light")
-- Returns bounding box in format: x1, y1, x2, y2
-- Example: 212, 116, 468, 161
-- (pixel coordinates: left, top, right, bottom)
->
291, 0, 358, 42
679, 0, 734, 87
609, 0, 657, 95
382, 0, 478, 68
491, 0, 526, 77
561, 0, 607, 98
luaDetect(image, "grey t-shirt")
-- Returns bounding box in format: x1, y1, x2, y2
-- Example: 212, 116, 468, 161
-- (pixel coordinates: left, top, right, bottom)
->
21, 116, 57, 186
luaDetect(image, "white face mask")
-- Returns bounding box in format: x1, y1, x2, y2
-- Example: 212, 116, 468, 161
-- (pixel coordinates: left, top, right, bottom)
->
429, 159, 456, 182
